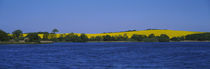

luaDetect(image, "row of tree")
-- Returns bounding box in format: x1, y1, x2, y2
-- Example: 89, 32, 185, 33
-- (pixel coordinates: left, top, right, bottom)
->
0, 29, 210, 42
131, 34, 170, 42
56, 33, 89, 42
0, 29, 59, 42
185, 33, 210, 41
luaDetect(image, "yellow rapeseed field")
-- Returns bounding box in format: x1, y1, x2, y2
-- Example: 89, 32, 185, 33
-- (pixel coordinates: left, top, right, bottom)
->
85, 30, 203, 38
14, 30, 204, 39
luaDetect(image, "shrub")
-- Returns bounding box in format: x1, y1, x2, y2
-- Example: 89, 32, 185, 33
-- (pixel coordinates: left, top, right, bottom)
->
26, 33, 41, 42
143, 38, 158, 42
171, 37, 184, 41
185, 33, 210, 41
131, 34, 147, 41
80, 33, 88, 42
157, 34, 170, 42
0, 30, 9, 41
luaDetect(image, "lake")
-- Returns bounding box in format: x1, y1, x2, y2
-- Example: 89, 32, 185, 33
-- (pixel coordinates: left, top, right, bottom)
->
0, 42, 210, 69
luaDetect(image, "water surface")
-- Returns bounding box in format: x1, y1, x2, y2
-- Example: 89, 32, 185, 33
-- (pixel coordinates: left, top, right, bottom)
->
0, 42, 210, 69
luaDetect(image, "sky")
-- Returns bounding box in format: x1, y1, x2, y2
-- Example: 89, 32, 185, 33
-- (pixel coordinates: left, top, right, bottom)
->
0, 0, 209, 33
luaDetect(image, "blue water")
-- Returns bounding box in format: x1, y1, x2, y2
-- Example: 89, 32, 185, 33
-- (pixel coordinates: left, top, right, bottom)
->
0, 42, 210, 69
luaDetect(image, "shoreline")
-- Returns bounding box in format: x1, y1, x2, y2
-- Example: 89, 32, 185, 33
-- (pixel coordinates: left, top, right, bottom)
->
88, 40, 210, 42
1, 40, 210, 44
0, 41, 54, 44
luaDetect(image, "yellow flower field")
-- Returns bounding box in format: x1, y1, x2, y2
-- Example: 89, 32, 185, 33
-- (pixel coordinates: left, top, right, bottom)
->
15, 30, 204, 39
85, 30, 203, 38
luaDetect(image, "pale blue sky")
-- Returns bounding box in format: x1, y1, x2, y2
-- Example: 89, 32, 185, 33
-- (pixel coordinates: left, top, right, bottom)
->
0, 0, 209, 33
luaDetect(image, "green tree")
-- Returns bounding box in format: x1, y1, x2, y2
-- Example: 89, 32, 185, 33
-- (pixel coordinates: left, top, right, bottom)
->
52, 28, 59, 34
64, 33, 75, 41
12, 30, 23, 39
26, 33, 41, 42
64, 33, 85, 42
103, 35, 114, 41
89, 36, 103, 41
122, 34, 128, 41
43, 34, 49, 40
171, 37, 184, 41
148, 34, 155, 38
142, 38, 158, 42
131, 34, 147, 41
115, 35, 123, 41
71, 35, 82, 42
185, 33, 210, 41
80, 33, 88, 42
96, 36, 104, 41
158, 34, 170, 42
0, 30, 9, 41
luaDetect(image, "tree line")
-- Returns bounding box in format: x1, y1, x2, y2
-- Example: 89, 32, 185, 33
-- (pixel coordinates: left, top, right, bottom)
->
0, 29, 210, 42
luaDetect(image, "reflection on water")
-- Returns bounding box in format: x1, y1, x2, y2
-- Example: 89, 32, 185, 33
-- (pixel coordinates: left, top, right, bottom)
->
0, 42, 210, 69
